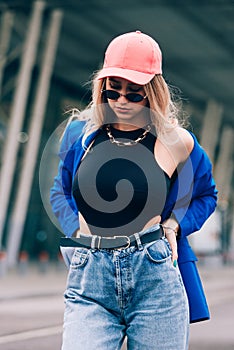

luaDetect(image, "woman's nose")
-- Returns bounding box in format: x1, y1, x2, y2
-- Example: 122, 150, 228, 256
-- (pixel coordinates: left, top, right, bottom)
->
117, 91, 128, 103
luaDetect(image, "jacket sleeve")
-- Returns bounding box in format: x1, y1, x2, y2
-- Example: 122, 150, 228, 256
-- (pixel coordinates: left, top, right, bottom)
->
50, 120, 85, 237
171, 145, 218, 238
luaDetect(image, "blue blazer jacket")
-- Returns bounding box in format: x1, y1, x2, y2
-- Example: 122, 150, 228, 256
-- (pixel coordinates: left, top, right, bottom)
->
50, 120, 218, 323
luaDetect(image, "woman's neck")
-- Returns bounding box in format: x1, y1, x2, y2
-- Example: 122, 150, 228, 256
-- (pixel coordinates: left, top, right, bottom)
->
113, 117, 151, 131
112, 123, 142, 131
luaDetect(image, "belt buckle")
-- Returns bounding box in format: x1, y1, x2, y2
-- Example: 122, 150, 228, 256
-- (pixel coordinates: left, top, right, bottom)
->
113, 235, 131, 250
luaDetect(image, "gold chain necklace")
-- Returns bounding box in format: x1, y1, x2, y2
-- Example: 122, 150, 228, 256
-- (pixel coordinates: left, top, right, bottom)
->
106, 124, 151, 147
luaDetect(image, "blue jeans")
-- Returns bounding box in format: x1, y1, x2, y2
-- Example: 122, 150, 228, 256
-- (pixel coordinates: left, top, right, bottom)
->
61, 229, 189, 350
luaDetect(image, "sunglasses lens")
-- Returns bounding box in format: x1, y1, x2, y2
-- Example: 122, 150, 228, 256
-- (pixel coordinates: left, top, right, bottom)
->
103, 90, 144, 102
127, 93, 144, 102
104, 90, 120, 100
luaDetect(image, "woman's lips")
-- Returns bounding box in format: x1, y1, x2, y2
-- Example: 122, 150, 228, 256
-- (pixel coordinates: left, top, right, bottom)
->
115, 107, 131, 114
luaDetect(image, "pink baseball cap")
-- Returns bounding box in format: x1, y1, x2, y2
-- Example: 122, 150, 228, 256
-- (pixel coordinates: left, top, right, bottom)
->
97, 31, 162, 85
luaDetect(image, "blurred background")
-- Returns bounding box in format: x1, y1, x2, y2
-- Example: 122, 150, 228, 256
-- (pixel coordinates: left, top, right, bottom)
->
0, 0, 233, 349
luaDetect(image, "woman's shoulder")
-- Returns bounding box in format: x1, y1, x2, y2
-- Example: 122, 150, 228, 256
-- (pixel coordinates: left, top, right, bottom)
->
65, 119, 85, 141
63, 107, 99, 144
163, 126, 194, 164
175, 127, 194, 154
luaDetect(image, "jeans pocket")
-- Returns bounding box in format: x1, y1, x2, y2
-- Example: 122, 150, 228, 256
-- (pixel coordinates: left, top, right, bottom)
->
145, 238, 171, 263
70, 248, 90, 269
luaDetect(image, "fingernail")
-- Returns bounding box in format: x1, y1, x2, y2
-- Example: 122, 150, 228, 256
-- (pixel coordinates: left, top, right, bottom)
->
173, 260, 177, 268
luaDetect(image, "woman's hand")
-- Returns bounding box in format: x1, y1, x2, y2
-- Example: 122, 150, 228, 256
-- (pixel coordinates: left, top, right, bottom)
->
161, 217, 179, 267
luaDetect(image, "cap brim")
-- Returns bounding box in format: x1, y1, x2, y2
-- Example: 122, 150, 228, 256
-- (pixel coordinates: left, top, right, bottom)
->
97, 67, 156, 85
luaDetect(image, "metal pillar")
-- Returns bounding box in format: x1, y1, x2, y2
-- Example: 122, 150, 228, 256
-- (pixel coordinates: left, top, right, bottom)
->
0, 1, 45, 249
214, 127, 234, 263
200, 99, 223, 163
229, 201, 234, 263
0, 11, 14, 98
6, 10, 63, 267
215, 127, 233, 202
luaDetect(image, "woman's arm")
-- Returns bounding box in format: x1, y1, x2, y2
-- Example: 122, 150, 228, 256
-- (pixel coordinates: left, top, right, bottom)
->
170, 142, 218, 238
50, 120, 85, 237
50, 157, 80, 237
161, 130, 218, 238
172, 168, 217, 238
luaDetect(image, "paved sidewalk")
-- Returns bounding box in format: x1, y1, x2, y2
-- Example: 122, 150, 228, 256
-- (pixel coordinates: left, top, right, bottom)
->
0, 262, 67, 301
197, 262, 234, 307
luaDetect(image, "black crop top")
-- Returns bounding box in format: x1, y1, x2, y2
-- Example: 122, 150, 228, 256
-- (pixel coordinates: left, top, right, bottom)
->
72, 125, 171, 236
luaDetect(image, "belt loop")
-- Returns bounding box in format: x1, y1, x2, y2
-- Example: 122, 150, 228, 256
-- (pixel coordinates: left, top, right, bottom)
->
91, 235, 97, 252
97, 236, 101, 250
134, 232, 143, 250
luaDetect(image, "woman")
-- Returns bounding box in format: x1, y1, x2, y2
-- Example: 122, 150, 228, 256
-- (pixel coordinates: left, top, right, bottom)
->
50, 31, 217, 350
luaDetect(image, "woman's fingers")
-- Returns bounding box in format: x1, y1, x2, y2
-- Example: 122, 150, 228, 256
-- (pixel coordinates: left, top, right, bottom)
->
164, 229, 178, 267
161, 217, 179, 267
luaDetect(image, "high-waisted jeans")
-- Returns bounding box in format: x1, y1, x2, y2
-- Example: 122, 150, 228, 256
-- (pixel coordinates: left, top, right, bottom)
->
61, 227, 189, 350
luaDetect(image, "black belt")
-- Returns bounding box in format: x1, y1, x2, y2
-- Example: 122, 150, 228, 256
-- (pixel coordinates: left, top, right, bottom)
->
60, 227, 163, 250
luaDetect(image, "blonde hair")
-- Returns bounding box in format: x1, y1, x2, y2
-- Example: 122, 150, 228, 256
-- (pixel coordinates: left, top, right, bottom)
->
66, 71, 186, 144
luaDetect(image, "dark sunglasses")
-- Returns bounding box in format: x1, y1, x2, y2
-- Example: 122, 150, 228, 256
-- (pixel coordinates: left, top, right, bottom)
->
102, 89, 147, 103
